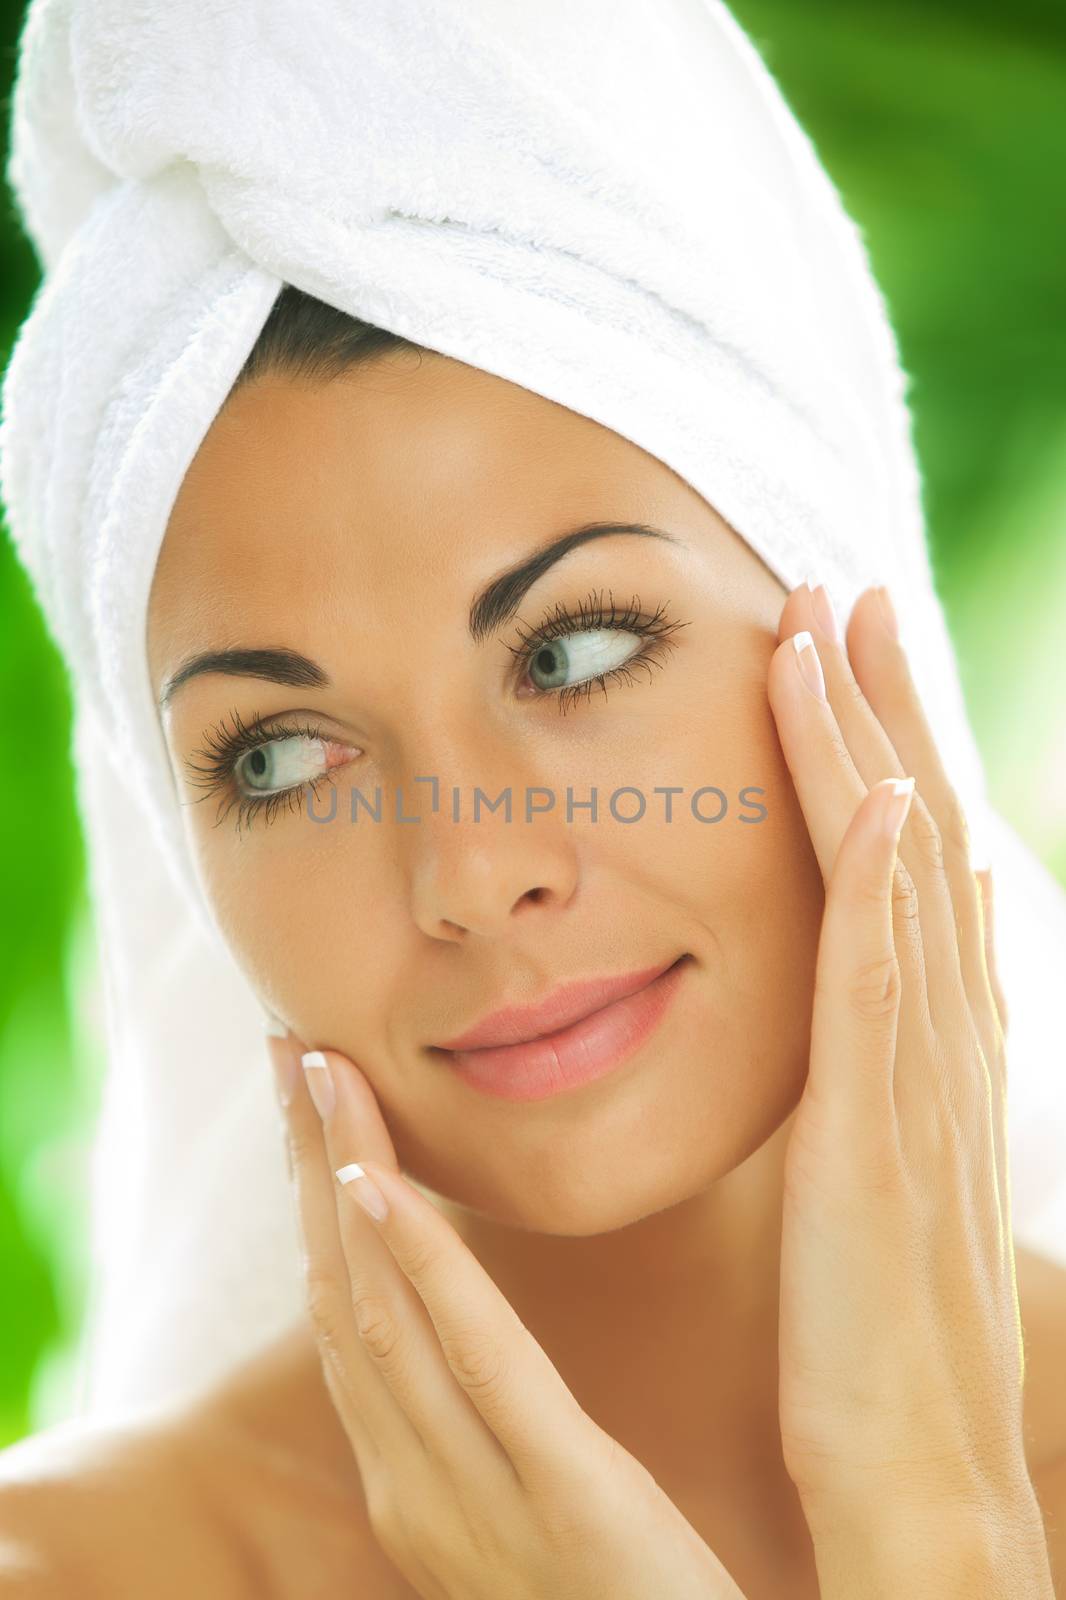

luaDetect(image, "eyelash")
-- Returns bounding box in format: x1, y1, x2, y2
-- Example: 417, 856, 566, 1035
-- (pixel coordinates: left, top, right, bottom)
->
182, 588, 690, 833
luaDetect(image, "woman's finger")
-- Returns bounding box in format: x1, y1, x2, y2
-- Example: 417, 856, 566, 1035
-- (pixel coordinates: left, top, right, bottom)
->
778, 583, 966, 1039
329, 1142, 601, 1498
976, 867, 1009, 1040
797, 581, 1006, 1210
308, 1047, 547, 1494
807, 775, 915, 1151
780, 583, 1007, 1221
842, 586, 999, 1067
267, 1030, 419, 1467
767, 622, 931, 1046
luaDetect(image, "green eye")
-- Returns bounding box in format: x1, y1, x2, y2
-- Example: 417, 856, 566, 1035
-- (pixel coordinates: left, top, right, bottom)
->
183, 710, 346, 834
525, 628, 647, 692
235, 733, 329, 794
509, 588, 690, 714
183, 588, 691, 833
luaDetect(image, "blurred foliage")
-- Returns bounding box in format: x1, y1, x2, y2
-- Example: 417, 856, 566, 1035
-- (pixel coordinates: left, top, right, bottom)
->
0, 0, 97, 1448
0, 0, 1063, 1449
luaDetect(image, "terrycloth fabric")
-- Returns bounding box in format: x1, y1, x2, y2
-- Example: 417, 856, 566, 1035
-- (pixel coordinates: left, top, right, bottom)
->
2, 0, 1065, 1416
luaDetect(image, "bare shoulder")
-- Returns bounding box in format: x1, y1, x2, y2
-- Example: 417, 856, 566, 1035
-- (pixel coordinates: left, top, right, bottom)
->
176, 1320, 418, 1596
0, 1324, 412, 1598
0, 1407, 252, 1597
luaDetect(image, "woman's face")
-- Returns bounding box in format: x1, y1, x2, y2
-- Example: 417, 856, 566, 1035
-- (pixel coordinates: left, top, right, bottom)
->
147, 350, 824, 1234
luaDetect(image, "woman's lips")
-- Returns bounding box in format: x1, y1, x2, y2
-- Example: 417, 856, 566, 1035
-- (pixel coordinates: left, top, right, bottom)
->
434, 954, 693, 1102
434, 954, 685, 1050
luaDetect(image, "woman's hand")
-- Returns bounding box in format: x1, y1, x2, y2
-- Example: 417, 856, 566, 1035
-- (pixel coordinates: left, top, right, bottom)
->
768, 582, 1049, 1569
265, 1024, 747, 1600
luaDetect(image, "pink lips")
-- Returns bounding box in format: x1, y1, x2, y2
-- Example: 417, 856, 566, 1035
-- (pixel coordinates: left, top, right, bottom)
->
431, 954, 693, 1103
434, 955, 684, 1050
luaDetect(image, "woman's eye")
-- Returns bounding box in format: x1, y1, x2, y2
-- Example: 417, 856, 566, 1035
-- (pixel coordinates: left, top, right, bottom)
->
187, 594, 687, 832
235, 733, 330, 795
524, 629, 644, 692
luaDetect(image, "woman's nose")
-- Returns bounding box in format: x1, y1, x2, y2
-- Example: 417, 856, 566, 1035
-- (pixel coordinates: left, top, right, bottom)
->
406, 790, 580, 941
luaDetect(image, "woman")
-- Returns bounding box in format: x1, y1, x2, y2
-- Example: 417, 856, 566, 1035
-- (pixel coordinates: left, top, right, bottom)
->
1, 0, 1065, 1595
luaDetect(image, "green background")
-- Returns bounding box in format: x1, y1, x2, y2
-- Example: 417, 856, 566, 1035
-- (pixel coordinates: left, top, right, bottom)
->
1, 0, 1064, 1449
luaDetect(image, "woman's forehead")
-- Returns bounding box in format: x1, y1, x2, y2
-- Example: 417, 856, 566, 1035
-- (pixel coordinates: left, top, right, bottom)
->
149, 360, 710, 631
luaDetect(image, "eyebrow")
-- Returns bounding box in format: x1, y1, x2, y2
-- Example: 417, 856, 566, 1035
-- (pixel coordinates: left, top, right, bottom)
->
157, 520, 679, 709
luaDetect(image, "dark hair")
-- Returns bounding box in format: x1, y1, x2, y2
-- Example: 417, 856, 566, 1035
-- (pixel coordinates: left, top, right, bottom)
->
229, 282, 422, 395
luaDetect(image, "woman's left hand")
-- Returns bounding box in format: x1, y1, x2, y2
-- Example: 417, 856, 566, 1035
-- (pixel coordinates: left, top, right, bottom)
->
264, 1025, 749, 1600
767, 580, 1040, 1541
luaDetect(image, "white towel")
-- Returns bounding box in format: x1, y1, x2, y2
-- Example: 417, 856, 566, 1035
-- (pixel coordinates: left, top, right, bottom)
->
2, 0, 1065, 1417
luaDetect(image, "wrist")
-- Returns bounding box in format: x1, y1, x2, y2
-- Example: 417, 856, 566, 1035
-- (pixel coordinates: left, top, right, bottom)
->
800, 1478, 1054, 1600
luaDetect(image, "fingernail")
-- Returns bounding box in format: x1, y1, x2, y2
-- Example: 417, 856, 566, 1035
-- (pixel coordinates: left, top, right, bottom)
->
301, 1050, 336, 1121
805, 575, 841, 643
336, 1162, 389, 1222
792, 630, 826, 701
882, 775, 915, 839
266, 1033, 300, 1110
875, 585, 899, 641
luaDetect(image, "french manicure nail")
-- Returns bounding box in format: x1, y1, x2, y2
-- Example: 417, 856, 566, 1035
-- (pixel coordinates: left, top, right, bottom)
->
805, 575, 841, 643
301, 1050, 336, 1121
792, 630, 827, 701
882, 775, 915, 839
336, 1162, 389, 1222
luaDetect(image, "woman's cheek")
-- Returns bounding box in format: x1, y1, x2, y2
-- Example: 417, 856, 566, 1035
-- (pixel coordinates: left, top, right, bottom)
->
653, 689, 823, 1090
184, 819, 328, 1002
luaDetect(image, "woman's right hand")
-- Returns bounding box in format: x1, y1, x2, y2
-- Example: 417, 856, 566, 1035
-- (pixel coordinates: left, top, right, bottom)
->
266, 1023, 749, 1600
